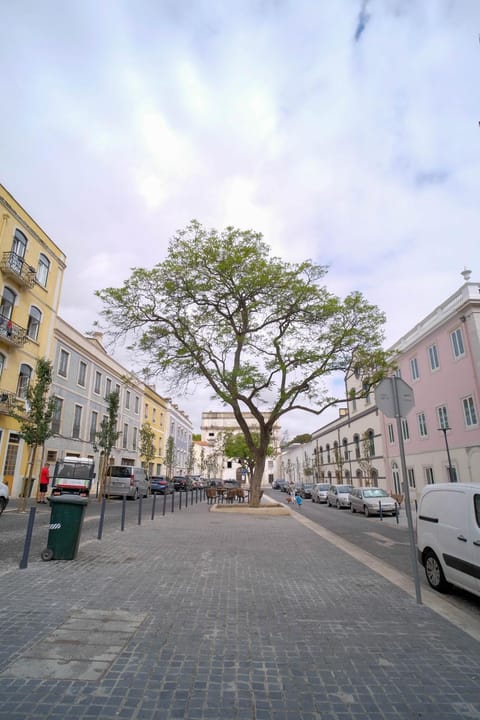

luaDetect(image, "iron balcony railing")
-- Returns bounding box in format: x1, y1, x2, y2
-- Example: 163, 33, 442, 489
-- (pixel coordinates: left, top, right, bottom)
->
0, 389, 16, 414
0, 315, 27, 347
0, 252, 37, 288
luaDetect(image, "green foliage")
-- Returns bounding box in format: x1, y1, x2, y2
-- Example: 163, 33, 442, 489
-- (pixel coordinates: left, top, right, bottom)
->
223, 431, 273, 479
290, 433, 312, 445
98, 221, 391, 505
97, 391, 120, 459
139, 422, 155, 469
164, 436, 175, 479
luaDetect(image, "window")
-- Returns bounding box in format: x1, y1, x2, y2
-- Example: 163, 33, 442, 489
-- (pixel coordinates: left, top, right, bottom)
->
394, 367, 402, 378
123, 423, 128, 449
417, 412, 427, 437
144, 402, 149, 419
342, 437, 348, 461
353, 434, 360, 459
463, 396, 478, 427
36, 253, 50, 287
13, 229, 27, 258
450, 328, 465, 359
437, 405, 449, 430
366, 429, 375, 456
425, 467, 434, 485
78, 361, 87, 387
89, 411, 98, 442
94, 371, 102, 394
401, 418, 410, 441
132, 427, 138, 451
0, 286, 16, 320
135, 396, 139, 414
392, 462, 401, 494
326, 443, 331, 463
72, 405, 82, 438
125, 390, 130, 409
428, 344, 439, 371
105, 378, 111, 398
17, 364, 32, 398
407, 468, 416, 488
26, 306, 41, 341
387, 424, 395, 443
115, 383, 120, 395
351, 388, 357, 412
153, 408, 156, 422
410, 357, 419, 381
0, 352, 5, 380
58, 349, 69, 377
51, 397, 63, 434
363, 381, 371, 404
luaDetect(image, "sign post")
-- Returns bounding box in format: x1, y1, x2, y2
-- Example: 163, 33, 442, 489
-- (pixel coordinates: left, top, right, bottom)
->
375, 377, 422, 605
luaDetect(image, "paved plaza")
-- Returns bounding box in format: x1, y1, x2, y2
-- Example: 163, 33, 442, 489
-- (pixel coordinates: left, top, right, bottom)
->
1, 497, 479, 720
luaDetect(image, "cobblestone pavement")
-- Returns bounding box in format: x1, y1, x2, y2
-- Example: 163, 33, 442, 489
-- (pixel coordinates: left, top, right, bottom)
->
1, 499, 479, 719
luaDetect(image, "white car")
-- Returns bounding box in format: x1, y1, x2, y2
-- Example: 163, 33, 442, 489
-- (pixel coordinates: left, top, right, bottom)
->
327, 484, 354, 509
312, 483, 330, 503
349, 487, 398, 517
0, 482, 9, 516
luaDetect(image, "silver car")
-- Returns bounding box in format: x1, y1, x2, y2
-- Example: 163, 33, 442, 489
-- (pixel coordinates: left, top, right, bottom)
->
311, 483, 330, 503
0, 481, 9, 516
349, 487, 397, 517
327, 484, 354, 508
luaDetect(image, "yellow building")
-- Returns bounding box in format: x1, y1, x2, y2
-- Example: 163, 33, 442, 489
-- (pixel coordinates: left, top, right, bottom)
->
0, 185, 66, 495
142, 384, 168, 476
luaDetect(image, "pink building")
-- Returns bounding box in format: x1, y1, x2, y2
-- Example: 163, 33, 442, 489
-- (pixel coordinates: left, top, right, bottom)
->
383, 271, 480, 499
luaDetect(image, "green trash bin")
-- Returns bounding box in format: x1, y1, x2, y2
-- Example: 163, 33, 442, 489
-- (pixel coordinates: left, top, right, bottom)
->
41, 495, 88, 561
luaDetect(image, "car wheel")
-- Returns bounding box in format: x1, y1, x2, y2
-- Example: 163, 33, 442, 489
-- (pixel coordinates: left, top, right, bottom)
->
364, 506, 370, 517
424, 550, 449, 592
0, 497, 6, 516
336, 500, 340, 509
350, 504, 355, 513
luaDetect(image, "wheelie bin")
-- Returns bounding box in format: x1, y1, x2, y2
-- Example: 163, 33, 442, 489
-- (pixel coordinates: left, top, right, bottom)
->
41, 495, 88, 561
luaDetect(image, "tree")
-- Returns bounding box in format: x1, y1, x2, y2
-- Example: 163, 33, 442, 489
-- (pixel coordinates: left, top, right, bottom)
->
291, 433, 312, 445
358, 431, 375, 487
97, 391, 120, 498
223, 431, 273, 484
98, 221, 391, 506
164, 436, 175, 479
303, 450, 314, 481
11, 358, 55, 511
186, 442, 195, 476
139, 422, 155, 474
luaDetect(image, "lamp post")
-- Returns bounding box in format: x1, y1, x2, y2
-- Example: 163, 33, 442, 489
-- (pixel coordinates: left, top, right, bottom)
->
438, 426, 455, 482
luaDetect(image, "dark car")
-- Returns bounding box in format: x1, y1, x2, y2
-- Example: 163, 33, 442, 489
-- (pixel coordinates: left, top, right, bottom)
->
273, 479, 288, 490
299, 483, 314, 499
150, 476, 174, 495
173, 476, 190, 491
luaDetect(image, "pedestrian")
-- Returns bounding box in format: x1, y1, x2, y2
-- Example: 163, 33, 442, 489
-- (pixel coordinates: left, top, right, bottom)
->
295, 494, 303, 509
38, 463, 50, 503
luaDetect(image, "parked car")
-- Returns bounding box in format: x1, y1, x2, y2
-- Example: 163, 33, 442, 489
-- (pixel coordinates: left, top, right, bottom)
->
273, 479, 288, 490
299, 483, 314, 499
311, 483, 330, 503
173, 476, 189, 491
150, 476, 174, 495
280, 482, 291, 493
327, 484, 354, 509
417, 483, 480, 597
350, 487, 398, 517
0, 481, 9, 516
105, 466, 149, 499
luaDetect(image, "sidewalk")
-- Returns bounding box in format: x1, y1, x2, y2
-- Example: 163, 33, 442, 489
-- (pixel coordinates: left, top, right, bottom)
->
1, 499, 479, 719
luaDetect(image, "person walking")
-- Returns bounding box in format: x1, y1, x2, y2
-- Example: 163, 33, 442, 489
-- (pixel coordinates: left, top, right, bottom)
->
295, 493, 303, 510
38, 463, 50, 503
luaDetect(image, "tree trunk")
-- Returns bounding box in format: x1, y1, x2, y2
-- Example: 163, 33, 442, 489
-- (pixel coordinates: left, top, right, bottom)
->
249, 454, 266, 507
18, 444, 38, 512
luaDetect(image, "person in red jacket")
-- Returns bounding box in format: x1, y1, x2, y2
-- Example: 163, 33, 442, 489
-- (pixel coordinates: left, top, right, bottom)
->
38, 464, 50, 503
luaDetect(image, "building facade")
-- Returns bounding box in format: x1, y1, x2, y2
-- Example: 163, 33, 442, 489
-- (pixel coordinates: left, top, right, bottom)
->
142, 384, 168, 476
167, 402, 192, 476
0, 185, 66, 495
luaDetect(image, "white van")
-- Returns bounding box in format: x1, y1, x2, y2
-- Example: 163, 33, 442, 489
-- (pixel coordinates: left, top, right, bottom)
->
105, 466, 149, 500
417, 483, 480, 597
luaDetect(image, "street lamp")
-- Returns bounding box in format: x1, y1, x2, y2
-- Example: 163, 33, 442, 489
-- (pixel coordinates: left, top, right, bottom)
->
438, 426, 455, 482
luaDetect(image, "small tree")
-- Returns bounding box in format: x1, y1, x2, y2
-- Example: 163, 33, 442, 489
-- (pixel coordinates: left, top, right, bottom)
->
358, 431, 375, 486
164, 436, 175, 479
11, 358, 55, 511
186, 442, 195, 476
97, 391, 120, 498
139, 422, 155, 475
303, 451, 314, 482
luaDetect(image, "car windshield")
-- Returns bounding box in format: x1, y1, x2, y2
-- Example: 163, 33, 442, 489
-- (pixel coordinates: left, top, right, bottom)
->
338, 486, 353, 493
317, 484, 330, 490
363, 489, 388, 498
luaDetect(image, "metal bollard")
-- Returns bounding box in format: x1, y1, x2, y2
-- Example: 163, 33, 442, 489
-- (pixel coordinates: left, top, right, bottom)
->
163, 492, 167, 516
379, 501, 383, 521
121, 495, 126, 531
19, 507, 36, 569
171, 490, 175, 513
138, 495, 142, 525
185, 487, 188, 508
195, 488, 198, 504
98, 497, 106, 539
151, 493, 156, 520
395, 502, 400, 525
179, 490, 183, 510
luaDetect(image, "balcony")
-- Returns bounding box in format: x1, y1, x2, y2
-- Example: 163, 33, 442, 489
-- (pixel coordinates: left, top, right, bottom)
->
0, 389, 16, 414
0, 316, 27, 347
0, 252, 37, 288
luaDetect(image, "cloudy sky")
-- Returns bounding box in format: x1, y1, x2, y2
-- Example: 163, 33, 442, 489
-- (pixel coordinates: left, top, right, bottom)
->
1, 0, 479, 435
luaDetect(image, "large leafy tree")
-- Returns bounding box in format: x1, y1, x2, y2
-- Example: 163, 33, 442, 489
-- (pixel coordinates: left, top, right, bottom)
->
223, 431, 273, 484
97, 221, 391, 506
11, 357, 55, 510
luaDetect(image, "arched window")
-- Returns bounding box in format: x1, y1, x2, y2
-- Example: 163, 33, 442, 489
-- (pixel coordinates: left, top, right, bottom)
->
17, 364, 32, 399
12, 229, 27, 258
356, 469, 363, 481
0, 287, 16, 320
345, 469, 351, 482
371, 468, 378, 487
0, 352, 5, 379
319, 446, 324, 464
27, 306, 42, 341
327, 470, 332, 481
353, 433, 360, 459
367, 429, 375, 457
326, 443, 331, 463
342, 437, 349, 461
37, 254, 50, 287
